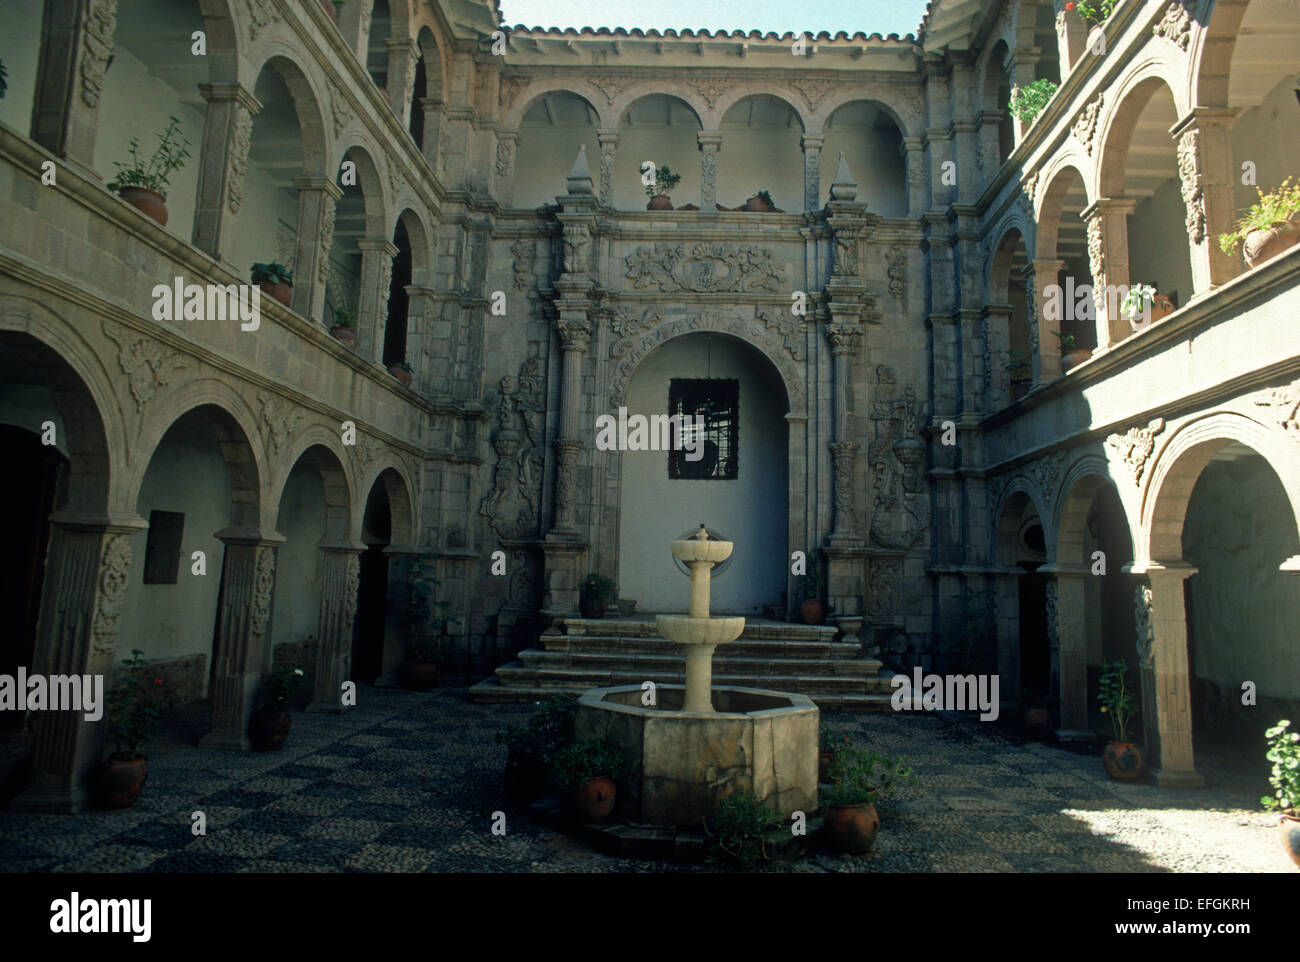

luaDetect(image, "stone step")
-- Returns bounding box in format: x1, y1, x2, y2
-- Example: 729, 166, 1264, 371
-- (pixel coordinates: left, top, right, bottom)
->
466, 676, 898, 712
518, 649, 884, 677
488, 663, 895, 695
560, 617, 838, 644
539, 634, 864, 660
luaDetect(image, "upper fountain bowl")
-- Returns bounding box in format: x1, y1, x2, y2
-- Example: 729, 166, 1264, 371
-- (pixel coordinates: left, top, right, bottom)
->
670, 537, 733, 565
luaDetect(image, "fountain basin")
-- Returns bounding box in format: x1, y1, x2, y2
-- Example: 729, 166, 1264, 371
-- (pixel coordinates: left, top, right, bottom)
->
575, 684, 819, 827
670, 538, 734, 564
655, 614, 745, 647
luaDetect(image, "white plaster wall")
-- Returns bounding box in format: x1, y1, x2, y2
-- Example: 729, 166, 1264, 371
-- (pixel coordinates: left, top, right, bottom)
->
117, 421, 230, 678
714, 127, 803, 211
270, 463, 326, 651
820, 127, 906, 217
1126, 176, 1195, 308
611, 126, 700, 210
91, 46, 204, 246
224, 153, 298, 282
616, 333, 788, 614
1230, 75, 1300, 219
0, 0, 44, 137
514, 125, 599, 209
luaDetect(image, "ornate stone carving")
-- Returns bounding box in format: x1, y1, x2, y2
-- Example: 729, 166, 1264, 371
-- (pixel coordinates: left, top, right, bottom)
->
80, 0, 118, 108
1027, 450, 1067, 504
1020, 170, 1039, 213
329, 80, 354, 139
598, 138, 616, 203
1024, 266, 1040, 352
249, 546, 277, 645
388, 162, 405, 209
227, 107, 253, 214
700, 148, 718, 208
479, 358, 546, 540
319, 198, 336, 284
1176, 128, 1206, 245
788, 77, 838, 109
832, 231, 859, 277
351, 431, 384, 468
1134, 583, 1155, 669
1045, 579, 1060, 649
866, 557, 901, 620
868, 366, 930, 549
609, 306, 662, 341
498, 74, 530, 108
562, 230, 589, 275
343, 553, 361, 626
686, 76, 731, 108
377, 250, 394, 305
510, 239, 535, 291
357, 1, 372, 46
1105, 418, 1166, 485
756, 308, 805, 361
91, 534, 131, 656
245, 0, 280, 41
907, 150, 925, 192
1252, 381, 1300, 435
803, 145, 821, 212
556, 318, 592, 353
1086, 214, 1106, 286
624, 244, 785, 294
495, 139, 514, 178
589, 75, 637, 105
102, 323, 188, 411
887, 246, 907, 299
1152, 1, 1193, 50
507, 550, 539, 607
830, 440, 859, 531
1071, 94, 1103, 156
257, 393, 304, 455
827, 323, 862, 356
553, 439, 582, 522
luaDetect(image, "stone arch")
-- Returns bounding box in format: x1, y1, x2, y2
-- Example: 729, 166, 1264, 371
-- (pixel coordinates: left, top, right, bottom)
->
394, 207, 432, 285
1054, 453, 1131, 566
978, 36, 1014, 113
1034, 157, 1093, 259
1192, 0, 1249, 109
246, 51, 329, 177
1010, 0, 1047, 50
714, 88, 809, 132
196, 0, 241, 84
506, 84, 608, 130
414, 24, 446, 104
1095, 64, 1190, 199
274, 433, 353, 543
1141, 410, 1300, 565
333, 142, 388, 236
608, 88, 707, 131
987, 221, 1030, 303
810, 91, 913, 140
357, 462, 416, 545
992, 477, 1051, 564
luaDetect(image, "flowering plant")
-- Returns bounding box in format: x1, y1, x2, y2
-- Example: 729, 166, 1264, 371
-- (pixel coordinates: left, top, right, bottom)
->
107, 649, 163, 759
260, 665, 305, 711
1097, 659, 1136, 742
1261, 719, 1300, 815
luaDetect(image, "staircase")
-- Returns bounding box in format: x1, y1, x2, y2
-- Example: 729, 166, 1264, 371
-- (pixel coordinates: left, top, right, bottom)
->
468, 615, 897, 711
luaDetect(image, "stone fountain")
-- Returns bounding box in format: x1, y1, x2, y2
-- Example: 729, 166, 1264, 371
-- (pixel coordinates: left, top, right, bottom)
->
574, 525, 819, 827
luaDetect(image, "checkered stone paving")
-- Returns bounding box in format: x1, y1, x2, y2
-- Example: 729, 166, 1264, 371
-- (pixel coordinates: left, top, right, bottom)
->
0, 687, 1289, 873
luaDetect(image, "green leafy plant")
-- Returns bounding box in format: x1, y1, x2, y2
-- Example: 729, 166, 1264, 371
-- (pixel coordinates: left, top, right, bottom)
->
644, 164, 681, 199
405, 557, 447, 661
703, 793, 783, 867
259, 665, 305, 712
1217, 177, 1300, 256
1008, 79, 1058, 125
550, 739, 627, 789
825, 746, 918, 808
581, 573, 616, 601
1051, 329, 1079, 352
106, 116, 192, 197
1260, 719, 1300, 814
1068, 0, 1117, 26
820, 726, 854, 753
756, 189, 775, 207
251, 262, 293, 286
1004, 350, 1031, 382
1120, 283, 1157, 318
797, 556, 825, 601
495, 695, 577, 764
1097, 659, 1137, 742
106, 649, 162, 759
330, 305, 357, 329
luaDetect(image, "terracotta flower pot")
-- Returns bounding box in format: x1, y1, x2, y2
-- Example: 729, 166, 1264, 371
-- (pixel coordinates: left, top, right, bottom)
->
330, 326, 358, 349
1280, 812, 1300, 868
1011, 380, 1031, 401
744, 194, 774, 212
1022, 707, 1052, 739
249, 706, 292, 750
818, 749, 836, 784
93, 755, 149, 809
579, 596, 606, 619
1243, 217, 1300, 268
1102, 741, 1143, 781
572, 775, 617, 821
800, 598, 825, 625
118, 186, 168, 226
400, 660, 440, 691
504, 755, 549, 806
260, 281, 292, 306
388, 364, 412, 386
822, 802, 880, 854
646, 195, 673, 211
1062, 348, 1092, 371
320, 0, 338, 20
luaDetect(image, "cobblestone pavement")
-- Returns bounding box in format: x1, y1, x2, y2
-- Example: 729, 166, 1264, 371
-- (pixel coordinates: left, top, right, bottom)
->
0, 686, 1289, 873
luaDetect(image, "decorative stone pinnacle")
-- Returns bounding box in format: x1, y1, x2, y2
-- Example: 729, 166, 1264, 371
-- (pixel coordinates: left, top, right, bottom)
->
830, 151, 858, 201
566, 145, 594, 195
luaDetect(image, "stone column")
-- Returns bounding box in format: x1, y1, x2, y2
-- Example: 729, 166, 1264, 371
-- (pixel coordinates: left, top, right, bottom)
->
697, 130, 722, 209
305, 543, 363, 713
982, 303, 1012, 411
992, 567, 1022, 700
30, 0, 117, 175
193, 84, 261, 260
386, 37, 421, 122
900, 136, 926, 217
827, 326, 861, 540
13, 514, 147, 813
405, 285, 437, 394
978, 109, 1005, 180
291, 178, 343, 323
201, 532, 283, 751
419, 98, 445, 169
1081, 198, 1136, 348
552, 329, 589, 534
1024, 258, 1063, 383
357, 238, 399, 362
1056, 5, 1088, 75
597, 129, 619, 207
1040, 564, 1090, 739
1132, 565, 1203, 787
337, 0, 371, 61
1172, 109, 1241, 296
1008, 47, 1041, 142
801, 135, 824, 211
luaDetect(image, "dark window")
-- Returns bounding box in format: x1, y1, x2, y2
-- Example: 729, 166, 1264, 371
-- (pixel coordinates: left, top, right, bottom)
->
143, 510, 185, 584
668, 378, 739, 480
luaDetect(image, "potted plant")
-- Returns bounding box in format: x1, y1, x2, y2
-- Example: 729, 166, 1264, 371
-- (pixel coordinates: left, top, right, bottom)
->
797, 557, 826, 625
106, 116, 192, 226
551, 739, 628, 821
1005, 350, 1032, 400
93, 649, 162, 808
401, 558, 446, 690
388, 360, 413, 386
1261, 719, 1300, 867
703, 793, 784, 868
1067, 0, 1117, 49
321, 0, 341, 20
1052, 329, 1092, 371
1218, 176, 1300, 269
644, 164, 681, 211
821, 746, 918, 854
579, 573, 616, 619
495, 694, 576, 805
819, 727, 853, 784
329, 306, 359, 349
743, 189, 776, 212
1119, 284, 1175, 332
1021, 685, 1053, 740
1098, 658, 1141, 780
1008, 79, 1058, 127
249, 665, 305, 750
252, 262, 293, 306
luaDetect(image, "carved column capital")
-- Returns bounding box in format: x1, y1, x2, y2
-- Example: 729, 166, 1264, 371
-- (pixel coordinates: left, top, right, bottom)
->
827, 323, 862, 356
557, 318, 592, 353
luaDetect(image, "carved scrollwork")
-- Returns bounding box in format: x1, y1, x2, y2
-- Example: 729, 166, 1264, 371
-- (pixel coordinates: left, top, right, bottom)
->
624, 244, 785, 294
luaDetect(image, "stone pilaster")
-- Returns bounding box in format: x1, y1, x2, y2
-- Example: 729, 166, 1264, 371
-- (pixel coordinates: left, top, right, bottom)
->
376, 545, 422, 687
697, 130, 722, 209
337, 0, 371, 61
1040, 564, 1091, 739
292, 178, 343, 323
977, 109, 1005, 181
357, 238, 399, 362
201, 532, 283, 751
991, 567, 1023, 700
982, 303, 1012, 411
193, 84, 261, 260
386, 37, 421, 123
1025, 258, 1063, 382
900, 137, 926, 217
1081, 198, 1136, 348
305, 543, 364, 713
405, 285, 437, 395
1131, 564, 1204, 787
494, 130, 519, 204
13, 514, 147, 813
30, 0, 117, 175
1056, 5, 1088, 75
419, 98, 445, 169
1007, 47, 1042, 141
800, 135, 824, 211
597, 129, 619, 207
1172, 108, 1241, 296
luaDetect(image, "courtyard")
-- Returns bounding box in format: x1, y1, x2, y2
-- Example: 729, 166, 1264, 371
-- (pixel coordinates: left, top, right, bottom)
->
0, 686, 1284, 874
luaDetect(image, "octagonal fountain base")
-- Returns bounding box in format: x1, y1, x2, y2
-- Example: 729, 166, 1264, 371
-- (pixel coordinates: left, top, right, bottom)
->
574, 684, 819, 828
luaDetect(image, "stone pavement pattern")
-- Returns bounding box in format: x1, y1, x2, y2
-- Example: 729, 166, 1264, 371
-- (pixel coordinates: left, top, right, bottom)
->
0, 688, 1287, 873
